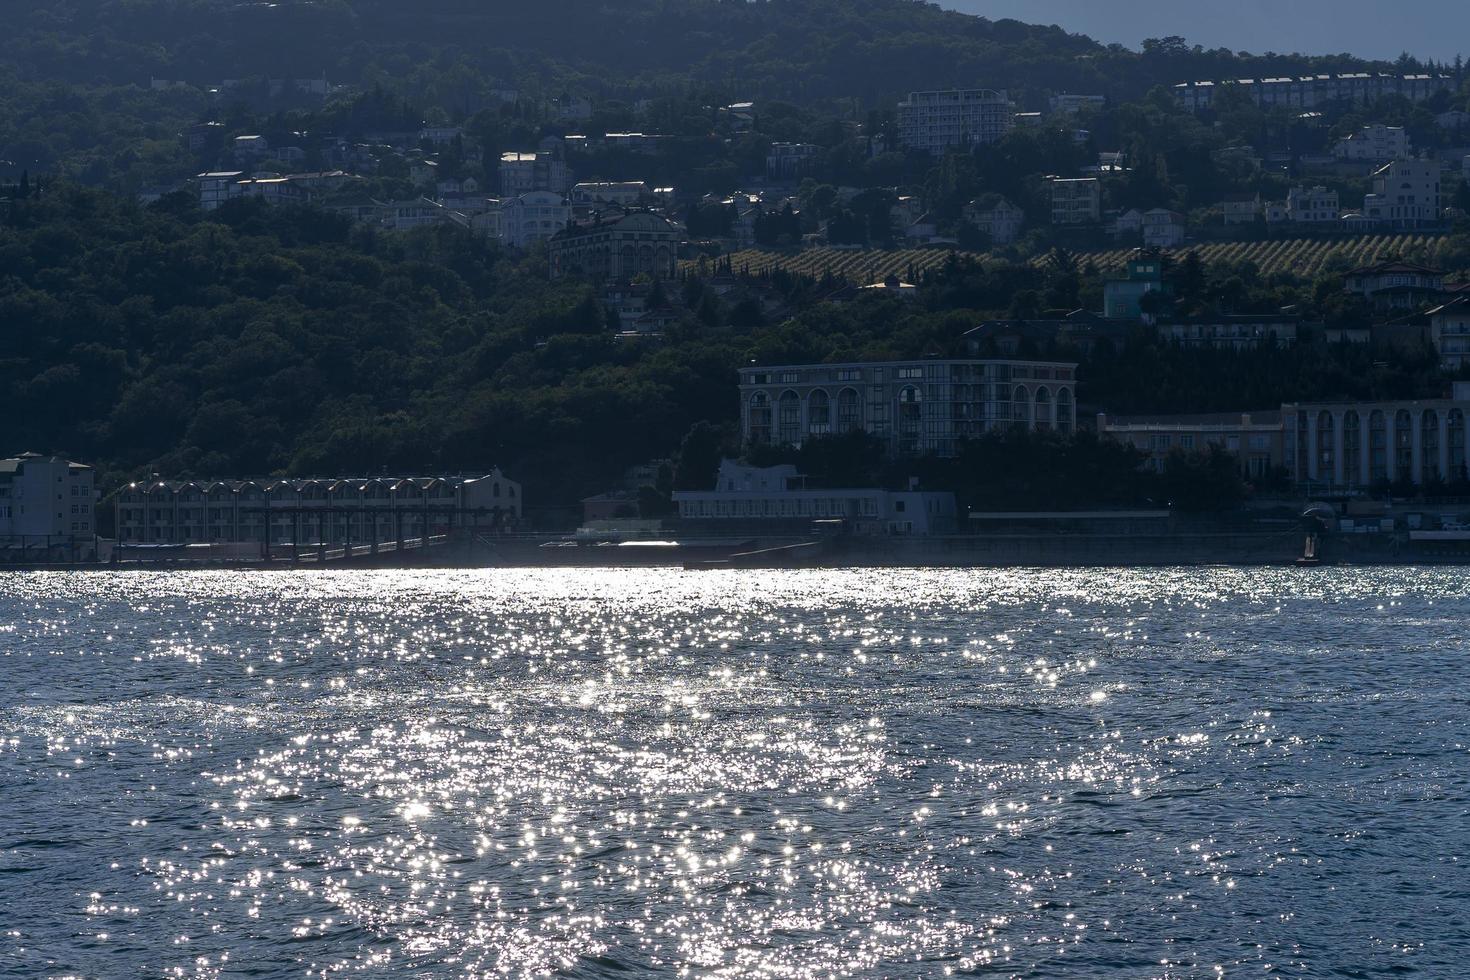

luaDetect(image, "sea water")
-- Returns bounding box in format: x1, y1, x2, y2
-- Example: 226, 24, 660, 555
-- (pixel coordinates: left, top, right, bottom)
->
1, 568, 1467, 977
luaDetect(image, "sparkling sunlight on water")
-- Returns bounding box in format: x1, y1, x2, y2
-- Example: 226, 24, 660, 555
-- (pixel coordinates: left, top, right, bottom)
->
1, 569, 1467, 977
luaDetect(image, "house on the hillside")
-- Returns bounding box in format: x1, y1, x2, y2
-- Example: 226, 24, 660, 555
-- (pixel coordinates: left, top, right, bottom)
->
1220, 192, 1262, 225
1343, 261, 1446, 311
962, 194, 1025, 245
1142, 209, 1186, 248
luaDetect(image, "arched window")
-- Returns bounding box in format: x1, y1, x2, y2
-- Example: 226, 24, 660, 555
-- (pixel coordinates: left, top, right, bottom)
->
898, 386, 922, 453
777, 390, 801, 445
837, 387, 861, 433
1013, 385, 1031, 424
1034, 386, 1052, 432
808, 389, 831, 434
1422, 410, 1441, 480
1316, 411, 1335, 481
1055, 388, 1074, 434
749, 391, 772, 445
1395, 410, 1414, 481
1369, 410, 1387, 482
1342, 411, 1361, 485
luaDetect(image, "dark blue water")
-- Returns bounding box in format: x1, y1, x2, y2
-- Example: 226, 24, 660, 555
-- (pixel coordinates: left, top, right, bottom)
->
1, 568, 1467, 978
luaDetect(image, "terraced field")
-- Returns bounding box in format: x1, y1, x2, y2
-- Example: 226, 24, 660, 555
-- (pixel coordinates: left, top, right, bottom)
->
694, 234, 1454, 283
684, 247, 977, 283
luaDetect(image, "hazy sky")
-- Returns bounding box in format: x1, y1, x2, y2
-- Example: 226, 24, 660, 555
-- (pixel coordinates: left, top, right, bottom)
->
944, 1, 1467, 62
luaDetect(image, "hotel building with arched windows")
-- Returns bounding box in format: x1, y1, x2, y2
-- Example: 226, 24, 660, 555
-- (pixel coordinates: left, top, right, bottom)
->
738, 358, 1078, 457
1283, 395, 1470, 488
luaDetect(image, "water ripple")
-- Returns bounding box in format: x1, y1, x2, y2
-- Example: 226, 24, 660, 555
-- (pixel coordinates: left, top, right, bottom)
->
0, 568, 1467, 978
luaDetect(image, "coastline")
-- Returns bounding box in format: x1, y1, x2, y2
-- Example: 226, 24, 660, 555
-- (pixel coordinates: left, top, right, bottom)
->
6, 528, 1469, 570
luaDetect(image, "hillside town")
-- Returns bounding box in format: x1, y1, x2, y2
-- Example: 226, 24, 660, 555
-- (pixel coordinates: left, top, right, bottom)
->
9, 19, 1470, 565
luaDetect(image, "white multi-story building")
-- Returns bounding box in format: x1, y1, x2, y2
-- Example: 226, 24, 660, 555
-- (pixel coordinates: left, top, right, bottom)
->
1049, 177, 1101, 225
739, 357, 1078, 458
1097, 412, 1284, 478
499, 152, 571, 196
548, 211, 680, 281
498, 191, 571, 248
1284, 397, 1470, 487
1173, 73, 1453, 112
1286, 185, 1340, 223
1344, 260, 1446, 310
499, 152, 538, 197
380, 198, 446, 231
1430, 297, 1470, 372
0, 454, 95, 542
196, 171, 245, 210
1333, 124, 1410, 162
114, 470, 521, 547
1362, 159, 1441, 228
672, 460, 958, 535
897, 89, 1013, 154
766, 142, 820, 179
570, 181, 649, 208
1048, 94, 1105, 116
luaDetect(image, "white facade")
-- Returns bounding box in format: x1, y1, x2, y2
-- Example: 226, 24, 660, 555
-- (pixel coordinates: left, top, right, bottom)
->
1141, 209, 1186, 248
1112, 208, 1145, 237
897, 89, 1013, 154
1049, 94, 1105, 115
1362, 159, 1441, 227
548, 211, 680, 280
1098, 413, 1283, 478
570, 182, 648, 207
1333, 125, 1410, 162
739, 357, 1078, 458
1220, 194, 1261, 225
500, 152, 571, 196
197, 171, 245, 210
1430, 298, 1470, 372
1286, 185, 1340, 223
1284, 400, 1470, 487
766, 142, 820, 179
0, 455, 95, 540
499, 191, 571, 248
1174, 73, 1453, 112
1050, 177, 1101, 225
962, 195, 1024, 245
672, 461, 958, 535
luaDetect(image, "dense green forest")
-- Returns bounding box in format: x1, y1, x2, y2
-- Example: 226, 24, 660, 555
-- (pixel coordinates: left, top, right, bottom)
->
2, 0, 1416, 98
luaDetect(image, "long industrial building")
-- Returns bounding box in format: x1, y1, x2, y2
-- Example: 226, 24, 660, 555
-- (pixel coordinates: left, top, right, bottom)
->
114, 471, 521, 549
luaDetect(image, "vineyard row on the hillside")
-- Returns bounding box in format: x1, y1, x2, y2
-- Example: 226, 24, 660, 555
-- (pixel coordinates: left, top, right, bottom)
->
689, 235, 1453, 283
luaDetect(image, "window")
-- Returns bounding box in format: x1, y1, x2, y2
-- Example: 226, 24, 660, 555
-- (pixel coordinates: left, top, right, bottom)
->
897, 367, 923, 379
1181, 435, 1195, 450
837, 369, 862, 382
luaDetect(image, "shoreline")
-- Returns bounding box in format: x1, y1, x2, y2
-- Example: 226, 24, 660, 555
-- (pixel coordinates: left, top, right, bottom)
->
6, 538, 1469, 571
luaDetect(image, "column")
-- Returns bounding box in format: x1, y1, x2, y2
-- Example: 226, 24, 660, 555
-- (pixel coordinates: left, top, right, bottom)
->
1306, 412, 1320, 482
1332, 411, 1345, 487
1411, 410, 1424, 485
